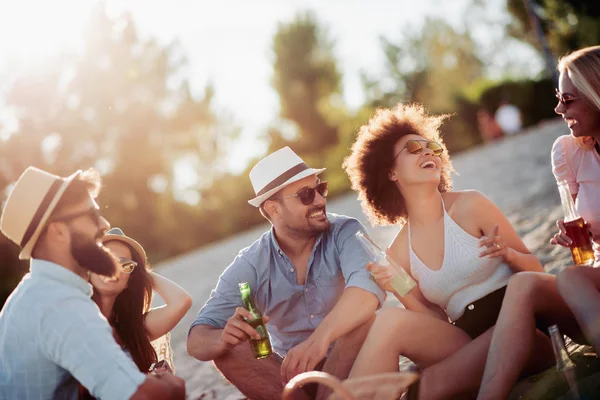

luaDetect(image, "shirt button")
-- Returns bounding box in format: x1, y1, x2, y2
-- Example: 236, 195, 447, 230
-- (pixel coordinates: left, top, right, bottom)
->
290, 268, 294, 272
310, 314, 315, 319
278, 250, 283, 256
468, 304, 475, 311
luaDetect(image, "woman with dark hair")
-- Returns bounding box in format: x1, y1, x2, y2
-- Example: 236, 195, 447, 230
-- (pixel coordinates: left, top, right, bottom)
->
340, 103, 551, 398
89, 228, 192, 374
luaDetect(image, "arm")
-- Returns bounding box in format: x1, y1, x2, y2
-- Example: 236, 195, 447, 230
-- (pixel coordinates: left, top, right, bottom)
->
186, 255, 258, 361
187, 324, 229, 361
145, 271, 193, 341
366, 260, 447, 321
281, 219, 384, 382
130, 373, 186, 400
394, 286, 448, 321
281, 287, 378, 382
471, 191, 543, 273
41, 297, 184, 400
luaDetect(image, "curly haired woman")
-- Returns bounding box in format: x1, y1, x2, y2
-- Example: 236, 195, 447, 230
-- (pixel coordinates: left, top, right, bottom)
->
341, 103, 551, 399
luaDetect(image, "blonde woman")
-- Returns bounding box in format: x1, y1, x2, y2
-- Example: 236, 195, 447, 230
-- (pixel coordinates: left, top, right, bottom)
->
477, 45, 600, 400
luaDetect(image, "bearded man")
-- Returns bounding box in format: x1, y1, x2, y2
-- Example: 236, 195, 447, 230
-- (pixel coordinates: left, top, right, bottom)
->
0, 167, 184, 399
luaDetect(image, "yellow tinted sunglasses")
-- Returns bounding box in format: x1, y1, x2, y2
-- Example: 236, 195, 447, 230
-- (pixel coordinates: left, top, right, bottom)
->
394, 139, 443, 159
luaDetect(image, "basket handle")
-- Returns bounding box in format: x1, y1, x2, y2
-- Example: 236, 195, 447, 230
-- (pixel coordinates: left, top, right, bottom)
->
282, 371, 356, 400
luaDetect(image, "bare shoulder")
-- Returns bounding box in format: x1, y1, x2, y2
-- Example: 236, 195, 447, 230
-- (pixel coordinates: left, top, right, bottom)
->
389, 223, 410, 269
444, 190, 491, 214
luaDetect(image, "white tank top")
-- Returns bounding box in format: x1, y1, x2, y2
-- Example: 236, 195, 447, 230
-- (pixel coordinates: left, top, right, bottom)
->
408, 199, 513, 321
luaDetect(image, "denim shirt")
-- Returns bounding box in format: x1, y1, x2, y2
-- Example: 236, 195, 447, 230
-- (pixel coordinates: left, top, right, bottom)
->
0, 260, 145, 400
191, 213, 385, 356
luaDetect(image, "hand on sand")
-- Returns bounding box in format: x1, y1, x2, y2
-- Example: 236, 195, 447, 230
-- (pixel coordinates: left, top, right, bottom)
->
221, 307, 269, 349
281, 336, 329, 383
327, 372, 419, 400
550, 219, 592, 247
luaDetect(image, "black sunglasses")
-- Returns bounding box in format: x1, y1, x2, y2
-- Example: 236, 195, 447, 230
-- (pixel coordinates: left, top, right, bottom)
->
273, 181, 328, 206
52, 206, 103, 225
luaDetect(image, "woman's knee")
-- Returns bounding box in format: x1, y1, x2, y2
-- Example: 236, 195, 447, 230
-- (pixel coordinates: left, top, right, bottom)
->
505, 272, 551, 302
557, 266, 587, 298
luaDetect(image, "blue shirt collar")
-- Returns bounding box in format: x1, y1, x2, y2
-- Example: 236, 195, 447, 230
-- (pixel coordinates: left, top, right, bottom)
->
30, 258, 93, 297
269, 226, 325, 258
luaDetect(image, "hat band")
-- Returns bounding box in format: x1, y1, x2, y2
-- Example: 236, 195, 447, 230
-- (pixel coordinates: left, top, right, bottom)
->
256, 162, 309, 196
20, 178, 63, 247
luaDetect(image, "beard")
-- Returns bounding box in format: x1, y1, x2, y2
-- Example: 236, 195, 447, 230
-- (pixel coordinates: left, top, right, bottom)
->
282, 205, 330, 237
70, 230, 119, 277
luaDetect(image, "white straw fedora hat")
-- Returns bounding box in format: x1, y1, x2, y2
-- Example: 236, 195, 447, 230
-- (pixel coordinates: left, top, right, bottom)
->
1, 167, 82, 260
103, 227, 147, 267
248, 147, 325, 207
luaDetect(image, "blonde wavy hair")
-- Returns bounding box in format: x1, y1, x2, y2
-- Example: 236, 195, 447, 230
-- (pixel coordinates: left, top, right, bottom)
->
558, 46, 600, 149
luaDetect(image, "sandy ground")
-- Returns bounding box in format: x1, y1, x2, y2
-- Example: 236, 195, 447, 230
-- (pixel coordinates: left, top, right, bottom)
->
153, 119, 574, 399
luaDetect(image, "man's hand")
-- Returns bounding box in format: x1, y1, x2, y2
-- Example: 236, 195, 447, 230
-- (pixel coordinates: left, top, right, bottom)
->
281, 336, 329, 383
221, 307, 269, 349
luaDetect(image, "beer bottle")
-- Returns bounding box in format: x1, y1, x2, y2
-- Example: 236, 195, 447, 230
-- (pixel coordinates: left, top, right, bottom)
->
239, 282, 272, 359
557, 180, 594, 266
549, 324, 580, 399
355, 231, 416, 296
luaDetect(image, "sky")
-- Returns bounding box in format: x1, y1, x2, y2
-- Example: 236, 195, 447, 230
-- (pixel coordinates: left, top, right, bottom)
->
0, 0, 543, 175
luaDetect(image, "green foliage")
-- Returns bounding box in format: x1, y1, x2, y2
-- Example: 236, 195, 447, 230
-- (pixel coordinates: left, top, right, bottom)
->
0, 5, 239, 306
270, 11, 342, 155
507, 0, 600, 56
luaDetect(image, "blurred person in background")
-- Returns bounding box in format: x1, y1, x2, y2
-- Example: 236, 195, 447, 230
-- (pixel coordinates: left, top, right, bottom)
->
477, 108, 504, 142
495, 100, 522, 136
477, 45, 600, 400
0, 167, 185, 399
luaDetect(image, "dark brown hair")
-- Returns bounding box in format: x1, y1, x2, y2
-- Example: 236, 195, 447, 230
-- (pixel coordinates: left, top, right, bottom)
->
343, 103, 453, 226
93, 241, 157, 372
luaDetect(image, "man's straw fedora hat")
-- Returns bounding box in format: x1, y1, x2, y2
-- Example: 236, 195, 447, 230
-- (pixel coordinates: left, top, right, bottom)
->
1, 167, 81, 260
248, 147, 325, 207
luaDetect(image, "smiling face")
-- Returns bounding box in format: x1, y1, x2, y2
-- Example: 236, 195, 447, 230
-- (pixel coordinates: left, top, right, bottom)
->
265, 174, 330, 237
389, 134, 443, 189
555, 71, 600, 138
89, 240, 133, 297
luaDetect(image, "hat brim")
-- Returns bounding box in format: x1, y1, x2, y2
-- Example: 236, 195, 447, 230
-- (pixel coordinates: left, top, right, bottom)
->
102, 233, 147, 267
248, 168, 326, 207
18, 170, 82, 260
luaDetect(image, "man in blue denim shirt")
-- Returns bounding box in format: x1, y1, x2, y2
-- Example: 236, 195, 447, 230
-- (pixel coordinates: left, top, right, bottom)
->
187, 147, 385, 399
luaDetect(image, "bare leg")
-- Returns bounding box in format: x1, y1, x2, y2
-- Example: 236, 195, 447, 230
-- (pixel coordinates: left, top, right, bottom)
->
420, 328, 552, 400
350, 307, 554, 400
214, 343, 284, 400
314, 315, 375, 400
558, 266, 600, 351
477, 272, 583, 400
350, 308, 472, 377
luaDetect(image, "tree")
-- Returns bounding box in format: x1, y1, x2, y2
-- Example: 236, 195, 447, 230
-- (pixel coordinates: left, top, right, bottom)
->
0, 4, 239, 307
270, 11, 343, 155
362, 18, 483, 112
507, 0, 600, 57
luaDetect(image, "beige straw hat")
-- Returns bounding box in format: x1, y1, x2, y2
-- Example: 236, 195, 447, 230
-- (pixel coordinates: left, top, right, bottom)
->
0, 167, 81, 260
